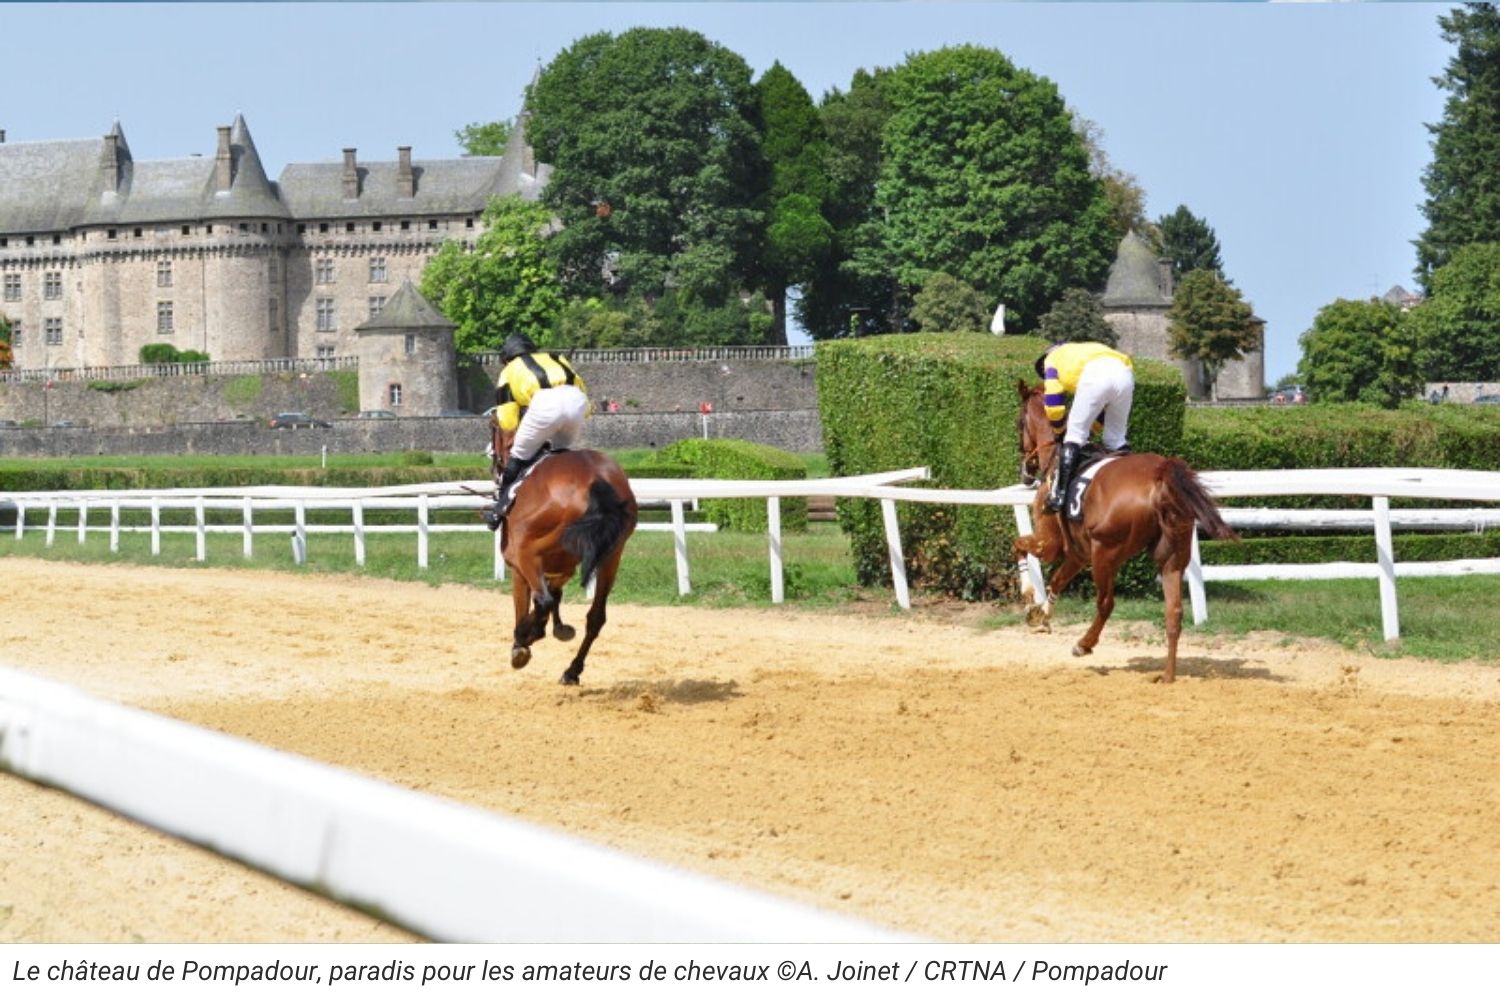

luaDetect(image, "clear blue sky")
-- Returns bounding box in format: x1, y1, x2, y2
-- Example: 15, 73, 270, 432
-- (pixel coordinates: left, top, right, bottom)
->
0, 2, 1455, 381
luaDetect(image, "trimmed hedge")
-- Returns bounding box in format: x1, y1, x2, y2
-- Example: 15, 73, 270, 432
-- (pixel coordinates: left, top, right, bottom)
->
657, 438, 808, 532
816, 333, 1186, 599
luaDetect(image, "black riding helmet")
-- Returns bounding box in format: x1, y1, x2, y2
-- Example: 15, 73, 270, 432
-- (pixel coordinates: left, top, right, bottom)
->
1034, 353, 1049, 380
500, 333, 538, 364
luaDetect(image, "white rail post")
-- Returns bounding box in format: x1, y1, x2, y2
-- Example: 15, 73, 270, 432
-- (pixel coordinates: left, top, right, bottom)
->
150, 498, 161, 556
493, 521, 505, 581
767, 497, 784, 604
109, 501, 120, 554
880, 497, 910, 610
352, 499, 366, 568
194, 497, 207, 562
1373, 495, 1400, 641
45, 503, 57, 547
417, 494, 430, 571
14, 502, 24, 540
76, 500, 88, 546
294, 501, 308, 566
1011, 503, 1046, 603
1187, 527, 1208, 625
671, 499, 691, 595
241, 497, 254, 560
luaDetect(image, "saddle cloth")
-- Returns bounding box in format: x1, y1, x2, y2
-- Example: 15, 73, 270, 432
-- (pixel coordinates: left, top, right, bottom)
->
500, 446, 567, 507
1063, 450, 1122, 523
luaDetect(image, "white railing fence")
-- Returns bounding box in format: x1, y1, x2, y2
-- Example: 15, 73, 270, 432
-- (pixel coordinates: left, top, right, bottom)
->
4, 467, 1498, 639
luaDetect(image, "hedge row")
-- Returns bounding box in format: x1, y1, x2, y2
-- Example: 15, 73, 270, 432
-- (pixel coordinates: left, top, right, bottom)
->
816, 332, 1186, 599
0, 465, 491, 492
658, 438, 807, 532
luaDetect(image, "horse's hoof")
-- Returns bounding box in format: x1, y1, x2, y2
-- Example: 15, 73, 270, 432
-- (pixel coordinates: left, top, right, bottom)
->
1024, 604, 1049, 628
1071, 644, 1093, 658
510, 645, 531, 670
559, 672, 580, 686
553, 624, 577, 642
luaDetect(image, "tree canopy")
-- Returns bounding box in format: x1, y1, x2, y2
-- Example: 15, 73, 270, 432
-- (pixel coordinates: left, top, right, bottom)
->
1407, 241, 1500, 382
1295, 298, 1411, 406
1416, 3, 1500, 288
527, 27, 767, 304
1155, 205, 1224, 284
876, 45, 1116, 333
910, 273, 988, 332
419, 196, 565, 355
454, 120, 513, 157
1166, 270, 1260, 400
1036, 288, 1118, 348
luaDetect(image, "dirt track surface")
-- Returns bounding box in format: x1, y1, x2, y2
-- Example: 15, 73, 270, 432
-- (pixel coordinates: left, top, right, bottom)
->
2, 558, 1498, 943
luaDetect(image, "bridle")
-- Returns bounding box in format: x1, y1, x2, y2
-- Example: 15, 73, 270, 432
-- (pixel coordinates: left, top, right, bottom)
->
1018, 394, 1057, 489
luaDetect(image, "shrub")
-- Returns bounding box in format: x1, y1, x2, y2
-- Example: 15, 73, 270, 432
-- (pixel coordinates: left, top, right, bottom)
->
816, 332, 1185, 599
658, 438, 808, 532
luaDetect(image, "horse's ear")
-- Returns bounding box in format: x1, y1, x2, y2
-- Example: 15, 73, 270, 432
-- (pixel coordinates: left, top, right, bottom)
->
1016, 378, 1031, 401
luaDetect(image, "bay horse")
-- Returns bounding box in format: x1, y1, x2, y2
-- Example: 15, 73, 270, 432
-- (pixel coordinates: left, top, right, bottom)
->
490, 421, 638, 685
1013, 381, 1238, 683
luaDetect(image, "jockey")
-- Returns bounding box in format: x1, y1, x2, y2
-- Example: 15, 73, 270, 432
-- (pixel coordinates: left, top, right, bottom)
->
1035, 340, 1135, 514
487, 333, 590, 525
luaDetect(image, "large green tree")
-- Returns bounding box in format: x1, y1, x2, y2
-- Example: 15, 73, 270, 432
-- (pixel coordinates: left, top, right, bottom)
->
0, 314, 11, 370
1415, 3, 1500, 288
1166, 270, 1260, 400
875, 45, 1116, 333
910, 273, 988, 332
1155, 205, 1224, 284
1407, 241, 1500, 382
1295, 298, 1412, 406
796, 68, 901, 338
419, 196, 565, 355
527, 28, 767, 308
756, 62, 834, 344
1074, 114, 1151, 244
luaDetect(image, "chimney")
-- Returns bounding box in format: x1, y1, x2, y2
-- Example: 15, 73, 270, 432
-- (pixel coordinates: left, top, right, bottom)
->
0, 129, 7, 144
214, 125, 233, 191
397, 146, 414, 198
342, 148, 360, 199
102, 132, 120, 193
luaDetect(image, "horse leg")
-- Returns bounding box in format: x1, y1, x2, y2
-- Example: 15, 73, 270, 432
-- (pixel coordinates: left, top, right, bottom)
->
1029, 553, 1088, 630
509, 574, 536, 670
526, 576, 555, 646
549, 583, 576, 641
560, 547, 625, 686
1155, 529, 1193, 683
1073, 551, 1126, 657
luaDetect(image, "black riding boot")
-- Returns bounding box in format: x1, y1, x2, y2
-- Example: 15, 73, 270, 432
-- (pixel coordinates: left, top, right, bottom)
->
1045, 442, 1081, 514
485, 455, 526, 530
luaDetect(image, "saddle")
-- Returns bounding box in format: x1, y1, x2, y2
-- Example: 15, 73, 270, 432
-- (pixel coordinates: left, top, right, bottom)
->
1062, 445, 1121, 523
499, 445, 568, 509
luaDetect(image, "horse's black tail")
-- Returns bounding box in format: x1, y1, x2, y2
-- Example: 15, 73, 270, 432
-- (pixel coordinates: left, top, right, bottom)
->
1158, 459, 1239, 542
562, 479, 635, 587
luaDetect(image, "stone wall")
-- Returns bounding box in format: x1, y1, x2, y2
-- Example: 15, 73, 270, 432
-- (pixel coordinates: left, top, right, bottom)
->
0, 410, 821, 459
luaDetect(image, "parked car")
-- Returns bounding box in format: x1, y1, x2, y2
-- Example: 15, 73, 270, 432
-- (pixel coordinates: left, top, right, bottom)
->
0, 419, 20, 429
356, 409, 397, 419
269, 412, 331, 429
437, 408, 477, 418
1472, 395, 1500, 404
1270, 384, 1309, 404
50, 419, 84, 429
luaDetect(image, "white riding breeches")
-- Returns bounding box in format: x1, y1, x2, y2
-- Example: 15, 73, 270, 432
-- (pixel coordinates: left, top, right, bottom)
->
510, 385, 588, 462
1064, 357, 1134, 450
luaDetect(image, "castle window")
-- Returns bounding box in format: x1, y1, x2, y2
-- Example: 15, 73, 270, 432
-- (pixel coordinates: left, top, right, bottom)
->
44, 318, 62, 346
400, 220, 410, 232
297, 224, 306, 235
10, 320, 20, 346
133, 227, 143, 238
316, 298, 336, 332
369, 257, 387, 283
388, 383, 403, 407
157, 260, 173, 288
239, 223, 248, 233
157, 301, 174, 335
43, 272, 62, 300
316, 345, 336, 359
368, 296, 386, 318
403, 334, 416, 356
372, 221, 382, 233
107, 229, 117, 240
466, 218, 474, 229
319, 223, 330, 234
3, 275, 19, 301
182, 226, 191, 236
315, 259, 335, 284
25, 236, 34, 246
52, 234, 61, 245
205, 225, 213, 235
261, 223, 268, 234
0, 237, 7, 248
269, 299, 279, 333
427, 219, 438, 231
346, 222, 356, 234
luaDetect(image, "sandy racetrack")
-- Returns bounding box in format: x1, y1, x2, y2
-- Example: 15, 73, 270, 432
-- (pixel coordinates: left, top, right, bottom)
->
2, 557, 1498, 943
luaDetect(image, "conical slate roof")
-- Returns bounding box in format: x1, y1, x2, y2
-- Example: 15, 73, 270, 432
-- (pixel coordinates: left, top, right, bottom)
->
1100, 231, 1172, 309
356, 280, 454, 333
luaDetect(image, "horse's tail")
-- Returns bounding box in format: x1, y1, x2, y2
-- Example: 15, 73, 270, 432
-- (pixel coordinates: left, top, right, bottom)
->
1156, 458, 1239, 542
562, 478, 635, 587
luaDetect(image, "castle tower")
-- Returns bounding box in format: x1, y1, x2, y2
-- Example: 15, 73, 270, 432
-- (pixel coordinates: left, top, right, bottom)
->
354, 280, 456, 416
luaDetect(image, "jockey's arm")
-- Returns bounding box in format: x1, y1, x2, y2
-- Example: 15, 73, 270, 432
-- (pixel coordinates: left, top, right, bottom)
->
1042, 371, 1068, 436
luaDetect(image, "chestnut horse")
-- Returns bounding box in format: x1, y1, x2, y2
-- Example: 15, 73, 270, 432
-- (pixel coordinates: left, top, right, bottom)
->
1013, 381, 1238, 683
490, 421, 638, 685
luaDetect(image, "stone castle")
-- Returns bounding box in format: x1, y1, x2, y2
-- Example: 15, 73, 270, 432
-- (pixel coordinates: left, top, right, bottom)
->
0, 115, 547, 370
